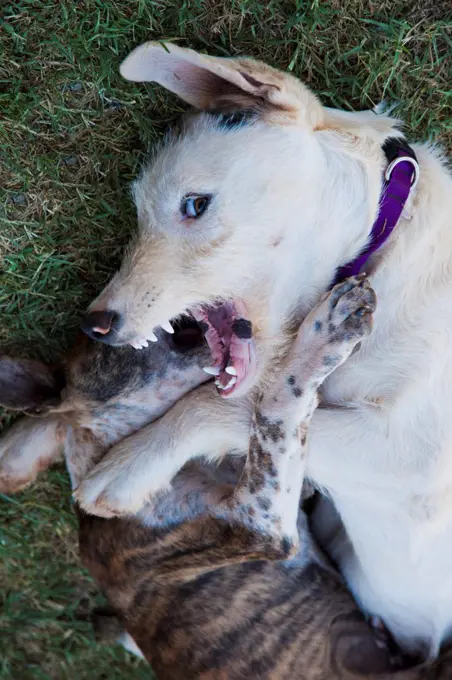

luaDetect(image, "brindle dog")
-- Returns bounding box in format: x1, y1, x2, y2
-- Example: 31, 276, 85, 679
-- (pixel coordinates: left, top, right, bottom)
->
0, 279, 448, 679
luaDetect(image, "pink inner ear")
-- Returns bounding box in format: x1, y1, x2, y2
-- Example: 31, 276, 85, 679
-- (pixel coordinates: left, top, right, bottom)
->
171, 62, 258, 109
173, 62, 222, 103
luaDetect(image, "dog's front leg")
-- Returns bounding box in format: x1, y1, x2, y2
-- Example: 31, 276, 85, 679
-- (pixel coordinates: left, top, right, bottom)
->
214, 275, 377, 554
74, 383, 252, 517
0, 416, 65, 494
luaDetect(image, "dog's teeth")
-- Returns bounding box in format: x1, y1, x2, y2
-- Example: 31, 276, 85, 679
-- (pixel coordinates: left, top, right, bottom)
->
225, 366, 237, 376
215, 378, 225, 390
203, 366, 221, 376
147, 331, 158, 342
131, 336, 150, 349
225, 376, 237, 389
161, 320, 174, 334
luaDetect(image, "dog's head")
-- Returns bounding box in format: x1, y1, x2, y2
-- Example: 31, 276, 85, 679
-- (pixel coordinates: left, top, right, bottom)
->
81, 42, 399, 399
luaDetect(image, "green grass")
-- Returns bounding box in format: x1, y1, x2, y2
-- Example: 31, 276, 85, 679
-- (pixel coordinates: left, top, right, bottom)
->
0, 0, 451, 677
0, 471, 150, 679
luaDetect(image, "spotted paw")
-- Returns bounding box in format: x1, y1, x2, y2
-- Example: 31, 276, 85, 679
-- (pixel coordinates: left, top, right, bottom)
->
324, 274, 375, 342
291, 275, 376, 383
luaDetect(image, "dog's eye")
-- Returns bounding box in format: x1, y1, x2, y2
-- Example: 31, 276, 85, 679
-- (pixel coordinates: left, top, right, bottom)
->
181, 195, 211, 219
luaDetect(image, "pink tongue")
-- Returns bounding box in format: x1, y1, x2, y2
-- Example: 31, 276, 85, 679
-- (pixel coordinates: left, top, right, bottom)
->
204, 326, 226, 368
217, 335, 252, 391
229, 333, 251, 377
194, 303, 234, 369
192, 302, 251, 392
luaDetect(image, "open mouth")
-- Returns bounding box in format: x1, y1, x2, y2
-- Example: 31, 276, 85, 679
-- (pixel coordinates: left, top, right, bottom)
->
191, 300, 256, 397
130, 300, 256, 398
171, 316, 206, 350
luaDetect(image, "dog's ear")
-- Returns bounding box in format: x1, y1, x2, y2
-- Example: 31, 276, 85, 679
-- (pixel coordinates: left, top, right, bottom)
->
120, 42, 324, 127
0, 357, 64, 413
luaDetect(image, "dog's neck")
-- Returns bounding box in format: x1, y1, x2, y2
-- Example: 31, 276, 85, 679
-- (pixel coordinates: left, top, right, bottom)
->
318, 143, 452, 409
256, 134, 421, 390
262, 135, 384, 333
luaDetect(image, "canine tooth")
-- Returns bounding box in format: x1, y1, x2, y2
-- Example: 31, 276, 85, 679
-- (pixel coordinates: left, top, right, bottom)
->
225, 376, 237, 389
147, 331, 158, 342
215, 378, 225, 390
203, 366, 221, 376
225, 366, 237, 376
141, 339, 149, 348
161, 320, 174, 334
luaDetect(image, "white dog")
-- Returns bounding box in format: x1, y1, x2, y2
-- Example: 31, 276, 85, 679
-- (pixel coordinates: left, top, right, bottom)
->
75, 43, 452, 658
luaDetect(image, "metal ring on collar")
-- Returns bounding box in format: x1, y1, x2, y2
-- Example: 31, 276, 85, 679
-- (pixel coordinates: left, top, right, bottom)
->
385, 156, 420, 189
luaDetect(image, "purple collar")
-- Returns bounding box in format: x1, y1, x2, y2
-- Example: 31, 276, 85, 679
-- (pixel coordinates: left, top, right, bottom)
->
333, 137, 419, 284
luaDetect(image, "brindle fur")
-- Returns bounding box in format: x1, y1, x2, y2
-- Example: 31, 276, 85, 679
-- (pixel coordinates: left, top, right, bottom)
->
0, 280, 450, 679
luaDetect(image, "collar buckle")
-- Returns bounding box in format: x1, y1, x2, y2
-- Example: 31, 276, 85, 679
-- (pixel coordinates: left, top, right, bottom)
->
384, 155, 420, 190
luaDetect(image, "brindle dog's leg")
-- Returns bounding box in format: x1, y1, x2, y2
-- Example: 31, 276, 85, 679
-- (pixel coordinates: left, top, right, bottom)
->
213, 275, 376, 554
0, 417, 64, 493
0, 357, 65, 493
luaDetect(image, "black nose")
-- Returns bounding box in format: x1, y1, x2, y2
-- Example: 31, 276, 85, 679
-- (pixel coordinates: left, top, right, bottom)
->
80, 310, 122, 344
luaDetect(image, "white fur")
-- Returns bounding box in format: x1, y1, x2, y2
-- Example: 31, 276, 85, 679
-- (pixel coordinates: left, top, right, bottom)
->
78, 44, 452, 655
307, 144, 452, 655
